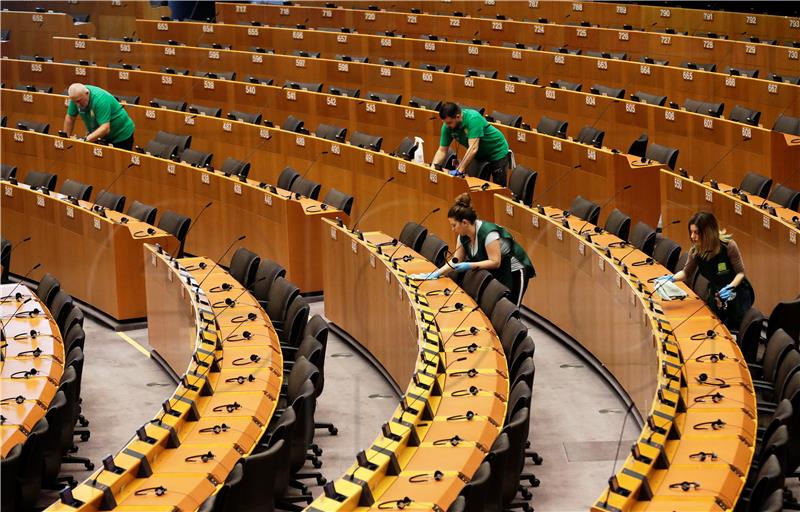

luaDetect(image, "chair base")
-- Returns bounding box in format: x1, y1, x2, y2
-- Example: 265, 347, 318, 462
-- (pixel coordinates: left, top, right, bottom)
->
315, 421, 339, 435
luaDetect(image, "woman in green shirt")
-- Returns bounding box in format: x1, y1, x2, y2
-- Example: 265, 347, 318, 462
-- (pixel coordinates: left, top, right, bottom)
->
411, 193, 535, 305
63, 83, 136, 150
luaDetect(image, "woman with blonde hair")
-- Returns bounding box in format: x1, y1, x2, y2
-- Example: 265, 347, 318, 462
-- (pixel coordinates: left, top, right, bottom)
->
656, 211, 753, 329
411, 193, 535, 305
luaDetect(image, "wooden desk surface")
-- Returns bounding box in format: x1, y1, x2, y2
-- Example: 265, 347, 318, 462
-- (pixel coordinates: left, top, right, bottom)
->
44, 245, 282, 511
0, 284, 64, 458
660, 169, 800, 314
312, 219, 508, 511
0, 180, 179, 321
492, 195, 755, 510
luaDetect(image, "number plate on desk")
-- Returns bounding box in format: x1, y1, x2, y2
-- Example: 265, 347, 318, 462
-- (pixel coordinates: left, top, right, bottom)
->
4, 187, 12, 197
330, 227, 337, 240
616, 275, 622, 288
201, 173, 210, 185
36, 196, 45, 207
233, 183, 242, 195
370, 254, 376, 268
790, 231, 797, 245
705, 189, 713, 202
264, 194, 272, 206
762, 215, 770, 229
351, 240, 358, 253
66, 206, 74, 218
505, 204, 514, 217
735, 203, 743, 216
93, 218, 101, 230
556, 228, 563, 241
578, 243, 585, 256
532, 216, 539, 228
598, 258, 605, 271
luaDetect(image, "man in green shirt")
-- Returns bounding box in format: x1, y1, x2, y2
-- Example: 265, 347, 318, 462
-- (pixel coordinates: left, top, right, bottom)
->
432, 102, 510, 186
63, 83, 136, 150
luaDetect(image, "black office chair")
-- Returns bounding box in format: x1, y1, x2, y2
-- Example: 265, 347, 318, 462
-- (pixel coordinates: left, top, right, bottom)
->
490, 297, 520, 335
264, 277, 300, 323
247, 75, 274, 86
767, 299, 800, 342
368, 91, 402, 104
160, 66, 189, 75
144, 139, 179, 159
315, 123, 347, 142
281, 115, 309, 134
64, 322, 86, 356
506, 73, 539, 84
683, 98, 725, 118
627, 132, 649, 159
768, 184, 800, 211
465, 159, 491, 181
459, 104, 486, 116
772, 114, 800, 136
506, 380, 532, 422
482, 433, 511, 512
645, 143, 679, 170
652, 236, 681, 272
631, 91, 667, 106
17, 120, 50, 134
501, 407, 535, 511
221, 157, 251, 179
252, 259, 286, 299
460, 269, 492, 304
50, 290, 75, 331
322, 188, 354, 216
479, 279, 510, 318
575, 126, 605, 148
41, 390, 74, 489
549, 79, 582, 91
1, 163, 17, 181
290, 178, 322, 200
630, 221, 657, 256
604, 209, 631, 242
24, 170, 57, 191
458, 462, 491, 511
739, 171, 773, 199
62, 306, 84, 341
94, 189, 126, 212
150, 97, 187, 111
336, 54, 369, 63
466, 68, 498, 79
278, 167, 301, 191
398, 222, 427, 252
1, 443, 22, 511
419, 234, 448, 267
448, 497, 466, 512
508, 166, 537, 207
738, 307, 766, 365
36, 273, 61, 307
500, 317, 527, 364
681, 61, 717, 72
154, 130, 191, 155
408, 96, 442, 111
60, 179, 93, 201
590, 84, 625, 98
285, 81, 324, 92
724, 66, 759, 78
419, 62, 450, 72
227, 110, 263, 125
181, 148, 214, 168
126, 200, 158, 225
729, 105, 762, 126
219, 440, 283, 512
392, 137, 418, 161
378, 57, 410, 67
188, 103, 223, 117
17, 418, 49, 510
277, 300, 310, 352
229, 247, 260, 289
510, 338, 536, 384
740, 455, 784, 512
536, 116, 568, 138
0, 238, 9, 284
328, 86, 361, 97
349, 131, 383, 151
490, 110, 523, 128
157, 210, 191, 257
570, 196, 601, 225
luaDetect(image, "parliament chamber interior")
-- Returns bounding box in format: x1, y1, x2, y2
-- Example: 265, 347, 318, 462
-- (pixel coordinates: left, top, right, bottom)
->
1, 0, 799, 510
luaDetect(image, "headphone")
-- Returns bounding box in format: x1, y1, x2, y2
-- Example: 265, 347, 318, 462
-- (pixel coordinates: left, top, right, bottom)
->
184, 451, 215, 463
212, 402, 241, 413
668, 481, 700, 492
232, 354, 261, 366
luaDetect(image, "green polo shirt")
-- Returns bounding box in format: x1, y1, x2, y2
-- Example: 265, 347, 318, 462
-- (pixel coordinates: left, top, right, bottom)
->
440, 108, 509, 162
67, 85, 135, 144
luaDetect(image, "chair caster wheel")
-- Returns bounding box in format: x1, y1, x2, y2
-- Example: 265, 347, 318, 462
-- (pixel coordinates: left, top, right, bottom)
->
69, 445, 79, 454
531, 478, 540, 488
328, 426, 338, 435
312, 459, 322, 469
80, 432, 90, 442
532, 455, 543, 465
521, 489, 532, 500
85, 462, 95, 470
523, 505, 534, 512
316, 476, 327, 486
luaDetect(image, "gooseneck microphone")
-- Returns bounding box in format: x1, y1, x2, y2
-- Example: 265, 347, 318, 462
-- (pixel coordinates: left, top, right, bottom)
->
350, 176, 395, 234
386, 207, 441, 262
292, 150, 329, 199
169, 201, 214, 259
196, 235, 247, 289
93, 162, 137, 214
575, 184, 632, 238
1, 263, 42, 305
535, 163, 583, 211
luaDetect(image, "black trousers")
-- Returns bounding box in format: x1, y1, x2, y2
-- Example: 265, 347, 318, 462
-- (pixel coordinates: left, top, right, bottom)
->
485, 154, 511, 187
112, 134, 134, 151
509, 268, 530, 306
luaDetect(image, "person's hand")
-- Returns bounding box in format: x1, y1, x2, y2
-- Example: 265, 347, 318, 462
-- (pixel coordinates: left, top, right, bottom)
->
409, 271, 440, 281
654, 275, 674, 287
453, 262, 472, 272
719, 284, 735, 300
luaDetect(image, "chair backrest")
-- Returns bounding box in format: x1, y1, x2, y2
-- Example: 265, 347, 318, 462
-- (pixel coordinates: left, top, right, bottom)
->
460, 461, 491, 512
399, 222, 427, 252
506, 73, 539, 84
652, 236, 682, 272
575, 125, 605, 147
114, 94, 140, 105
467, 68, 498, 79
632, 91, 668, 106
144, 139, 179, 159
265, 407, 294, 496
392, 136, 419, 161
772, 114, 800, 136
510, 337, 535, 382
448, 496, 466, 512
490, 110, 522, 128
1, 443, 22, 511
64, 323, 86, 356
500, 407, 530, 503
281, 115, 307, 133
277, 166, 301, 191
221, 157, 250, 179
0, 238, 9, 283
738, 307, 765, 364
181, 148, 214, 168
1, 163, 17, 180
536, 115, 568, 138
368, 91, 402, 104
252, 259, 286, 299
18, 120, 50, 133
281, 298, 310, 350
226, 440, 282, 512
762, 329, 795, 385
729, 104, 761, 126
157, 210, 191, 257
603, 209, 631, 241
479, 279, 510, 318
41, 390, 68, 482
645, 143, 679, 169
768, 184, 800, 211
590, 84, 625, 98
50, 290, 74, 330
570, 195, 601, 225
62, 305, 84, 339
739, 171, 773, 199
94, 189, 126, 212
229, 247, 260, 289
322, 188, 354, 216
188, 103, 222, 117
774, 348, 800, 400
127, 200, 158, 224
60, 179, 93, 201
304, 315, 329, 346
627, 132, 649, 158
683, 97, 725, 117
490, 297, 520, 334
419, 234, 448, 267
329, 86, 361, 98
484, 432, 510, 512
17, 418, 49, 510
500, 316, 527, 363
288, 382, 316, 472
630, 221, 657, 255
465, 159, 490, 181
151, 97, 187, 111
767, 298, 800, 341
512, 356, 535, 391
409, 96, 442, 111
290, 177, 322, 200
508, 165, 537, 207
506, 380, 532, 422
227, 110, 263, 125
23, 170, 57, 191
747, 455, 784, 512
350, 131, 383, 151
36, 273, 61, 306
315, 123, 347, 142
266, 277, 300, 322
551, 79, 582, 91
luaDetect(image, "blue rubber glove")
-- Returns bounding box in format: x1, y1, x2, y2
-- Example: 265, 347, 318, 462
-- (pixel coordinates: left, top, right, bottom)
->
409, 271, 440, 281
654, 275, 674, 286
453, 262, 473, 272
719, 284, 735, 300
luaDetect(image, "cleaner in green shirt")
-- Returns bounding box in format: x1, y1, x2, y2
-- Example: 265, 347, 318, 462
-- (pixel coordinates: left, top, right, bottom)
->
432, 102, 511, 186
63, 83, 136, 150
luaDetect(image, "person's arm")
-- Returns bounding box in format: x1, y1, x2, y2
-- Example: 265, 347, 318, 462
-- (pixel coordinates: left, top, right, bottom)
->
85, 122, 111, 143
435, 244, 466, 277
431, 145, 450, 167
456, 137, 480, 174
725, 240, 746, 289
62, 114, 76, 136
468, 238, 502, 271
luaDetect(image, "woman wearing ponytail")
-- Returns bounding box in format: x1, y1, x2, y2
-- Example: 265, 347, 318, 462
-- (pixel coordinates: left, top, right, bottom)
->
411, 193, 535, 305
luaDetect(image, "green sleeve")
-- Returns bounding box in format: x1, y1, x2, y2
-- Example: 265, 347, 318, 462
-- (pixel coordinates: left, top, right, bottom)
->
439, 123, 452, 147
464, 113, 486, 140
66, 101, 77, 117
93, 98, 111, 124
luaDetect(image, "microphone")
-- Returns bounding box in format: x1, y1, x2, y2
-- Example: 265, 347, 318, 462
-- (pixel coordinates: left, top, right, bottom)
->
386, 208, 441, 261
195, 235, 247, 289
535, 163, 582, 209
575, 185, 632, 238
93, 162, 137, 215
292, 150, 329, 199
1, 262, 41, 304
0, 297, 36, 329
169, 201, 213, 259
600, 400, 636, 510
350, 176, 396, 235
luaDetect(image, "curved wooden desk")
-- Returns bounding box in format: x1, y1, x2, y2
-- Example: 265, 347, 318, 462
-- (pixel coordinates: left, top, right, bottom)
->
660, 168, 800, 314
493, 194, 756, 510
298, 0, 800, 45
45, 244, 282, 511
219, 2, 800, 78
310, 219, 508, 511
50, 37, 799, 189
133, 19, 800, 127
0, 284, 65, 458
0, 126, 340, 293
0, 179, 178, 321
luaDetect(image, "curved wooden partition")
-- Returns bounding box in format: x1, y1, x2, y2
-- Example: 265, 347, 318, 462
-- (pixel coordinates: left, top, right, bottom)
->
45, 244, 282, 511
494, 194, 756, 510
0, 284, 65, 457
310, 218, 508, 511
51, 37, 800, 189
0, 179, 178, 321
660, 169, 800, 314
220, 2, 799, 78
